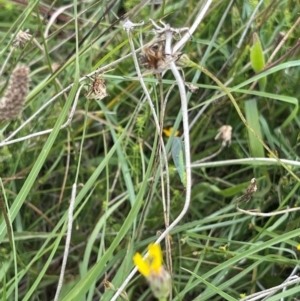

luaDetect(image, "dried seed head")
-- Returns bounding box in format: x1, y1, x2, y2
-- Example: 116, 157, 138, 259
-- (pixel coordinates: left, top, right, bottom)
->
12, 30, 32, 48
215, 125, 233, 146
0, 64, 30, 122
103, 280, 115, 291
186, 83, 199, 94
51, 63, 60, 72
86, 75, 108, 100
140, 40, 183, 74
243, 178, 257, 203
236, 178, 257, 204
103, 280, 128, 300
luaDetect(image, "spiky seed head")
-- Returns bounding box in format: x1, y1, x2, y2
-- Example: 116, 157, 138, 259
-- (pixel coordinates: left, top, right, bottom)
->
0, 64, 30, 122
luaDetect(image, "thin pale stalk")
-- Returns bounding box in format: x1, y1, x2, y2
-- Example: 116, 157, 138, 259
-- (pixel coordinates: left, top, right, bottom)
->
174, 0, 213, 52
54, 183, 76, 301
157, 74, 172, 275
111, 23, 192, 301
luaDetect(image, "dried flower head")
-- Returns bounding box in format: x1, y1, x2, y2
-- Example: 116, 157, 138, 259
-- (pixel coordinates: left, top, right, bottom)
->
12, 30, 32, 48
51, 63, 60, 72
215, 125, 233, 146
245, 178, 257, 202
236, 178, 257, 203
140, 40, 182, 74
186, 83, 199, 94
133, 244, 171, 299
0, 64, 30, 122
86, 75, 108, 100
122, 19, 144, 32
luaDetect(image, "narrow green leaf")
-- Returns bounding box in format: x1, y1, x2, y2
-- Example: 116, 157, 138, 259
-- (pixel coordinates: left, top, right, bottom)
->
195, 275, 238, 301
244, 98, 265, 158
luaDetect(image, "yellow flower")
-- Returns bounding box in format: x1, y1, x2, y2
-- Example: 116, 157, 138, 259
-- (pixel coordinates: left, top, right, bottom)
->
133, 244, 162, 277
133, 244, 171, 299
297, 244, 300, 251
163, 127, 179, 137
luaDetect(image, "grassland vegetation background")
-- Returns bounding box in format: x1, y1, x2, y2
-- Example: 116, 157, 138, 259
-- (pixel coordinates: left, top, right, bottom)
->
1, 0, 300, 300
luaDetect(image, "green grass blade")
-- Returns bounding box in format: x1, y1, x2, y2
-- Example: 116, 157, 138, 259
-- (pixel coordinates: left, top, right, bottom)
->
244, 98, 265, 158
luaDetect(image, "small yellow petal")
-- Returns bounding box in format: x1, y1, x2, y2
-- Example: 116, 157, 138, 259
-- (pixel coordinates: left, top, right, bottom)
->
163, 127, 179, 137
163, 128, 172, 137
133, 253, 150, 277
297, 244, 300, 251
148, 244, 162, 273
